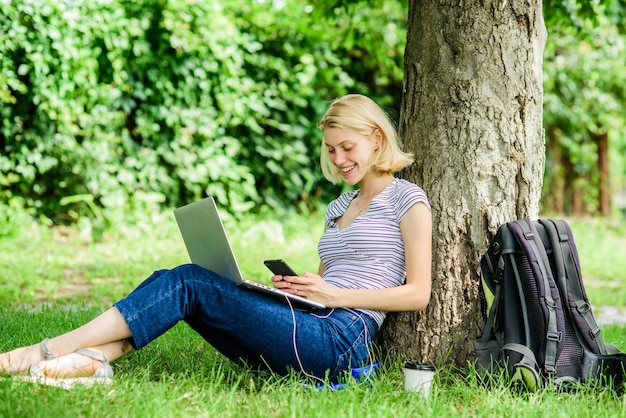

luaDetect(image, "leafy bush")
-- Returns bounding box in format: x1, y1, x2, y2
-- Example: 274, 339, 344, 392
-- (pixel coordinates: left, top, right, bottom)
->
0, 0, 406, 225
542, 3, 626, 215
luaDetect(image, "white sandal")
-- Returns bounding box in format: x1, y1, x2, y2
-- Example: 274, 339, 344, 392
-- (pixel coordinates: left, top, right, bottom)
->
40, 339, 55, 361
25, 348, 114, 390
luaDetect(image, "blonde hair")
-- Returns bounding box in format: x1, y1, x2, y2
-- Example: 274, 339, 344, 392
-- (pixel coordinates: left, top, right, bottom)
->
318, 94, 414, 184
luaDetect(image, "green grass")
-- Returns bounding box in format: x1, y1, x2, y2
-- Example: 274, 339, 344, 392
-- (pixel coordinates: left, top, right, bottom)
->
1, 212, 626, 417
2, 305, 626, 417
567, 217, 626, 308
0, 210, 324, 306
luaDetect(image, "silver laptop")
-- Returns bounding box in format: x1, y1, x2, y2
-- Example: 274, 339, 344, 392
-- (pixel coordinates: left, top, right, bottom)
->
174, 197, 325, 310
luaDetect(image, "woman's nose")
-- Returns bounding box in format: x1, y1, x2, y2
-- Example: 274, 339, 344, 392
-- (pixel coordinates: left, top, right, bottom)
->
332, 150, 345, 165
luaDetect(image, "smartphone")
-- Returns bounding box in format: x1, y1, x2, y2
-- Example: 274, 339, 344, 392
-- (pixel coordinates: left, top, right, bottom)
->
264, 259, 298, 276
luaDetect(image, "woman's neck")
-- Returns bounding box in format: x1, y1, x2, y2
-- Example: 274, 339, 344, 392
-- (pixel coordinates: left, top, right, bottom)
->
357, 173, 395, 197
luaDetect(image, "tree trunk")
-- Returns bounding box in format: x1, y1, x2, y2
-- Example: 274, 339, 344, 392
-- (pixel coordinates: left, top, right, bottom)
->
376, 0, 547, 368
597, 132, 610, 217
542, 129, 565, 214
561, 155, 576, 215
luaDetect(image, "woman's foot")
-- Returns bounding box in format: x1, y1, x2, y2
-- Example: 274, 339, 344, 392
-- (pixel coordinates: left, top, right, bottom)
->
35, 350, 105, 379
0, 341, 52, 375
22, 349, 114, 390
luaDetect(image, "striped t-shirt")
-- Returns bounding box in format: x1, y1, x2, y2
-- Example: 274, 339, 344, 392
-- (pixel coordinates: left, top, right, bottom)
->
318, 178, 431, 327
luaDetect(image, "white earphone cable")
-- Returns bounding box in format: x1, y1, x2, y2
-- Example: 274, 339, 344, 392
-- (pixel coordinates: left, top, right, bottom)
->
285, 296, 375, 387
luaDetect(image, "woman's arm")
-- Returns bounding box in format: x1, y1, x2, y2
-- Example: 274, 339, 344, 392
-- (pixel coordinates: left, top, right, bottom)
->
273, 202, 432, 311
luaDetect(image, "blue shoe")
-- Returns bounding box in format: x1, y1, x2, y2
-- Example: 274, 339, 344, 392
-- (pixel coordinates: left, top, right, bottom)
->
316, 362, 380, 390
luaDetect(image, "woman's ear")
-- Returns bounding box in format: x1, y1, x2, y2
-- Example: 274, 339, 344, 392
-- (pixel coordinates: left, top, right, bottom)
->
372, 128, 383, 149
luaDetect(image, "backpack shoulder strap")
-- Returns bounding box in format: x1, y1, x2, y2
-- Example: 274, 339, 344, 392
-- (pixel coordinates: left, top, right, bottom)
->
539, 219, 607, 354
513, 219, 561, 374
478, 225, 509, 342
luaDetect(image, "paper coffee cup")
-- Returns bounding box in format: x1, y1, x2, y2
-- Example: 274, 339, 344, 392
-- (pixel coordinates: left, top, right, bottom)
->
404, 361, 435, 395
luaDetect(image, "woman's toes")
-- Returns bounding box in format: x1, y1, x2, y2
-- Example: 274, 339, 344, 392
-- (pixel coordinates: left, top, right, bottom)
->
0, 344, 42, 374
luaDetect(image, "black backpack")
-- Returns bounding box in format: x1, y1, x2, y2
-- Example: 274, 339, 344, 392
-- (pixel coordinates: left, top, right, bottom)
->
474, 218, 626, 392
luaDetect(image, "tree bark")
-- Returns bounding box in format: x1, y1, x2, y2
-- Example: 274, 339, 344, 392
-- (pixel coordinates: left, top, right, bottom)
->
376, 0, 547, 368
597, 132, 610, 217
542, 129, 565, 214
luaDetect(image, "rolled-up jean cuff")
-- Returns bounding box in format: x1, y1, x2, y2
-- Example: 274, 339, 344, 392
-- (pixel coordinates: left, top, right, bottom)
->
113, 299, 149, 350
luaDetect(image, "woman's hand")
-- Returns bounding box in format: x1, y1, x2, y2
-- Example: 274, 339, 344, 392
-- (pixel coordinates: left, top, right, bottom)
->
271, 273, 338, 306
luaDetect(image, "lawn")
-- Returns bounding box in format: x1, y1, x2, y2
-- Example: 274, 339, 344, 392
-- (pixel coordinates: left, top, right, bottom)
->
1, 210, 625, 417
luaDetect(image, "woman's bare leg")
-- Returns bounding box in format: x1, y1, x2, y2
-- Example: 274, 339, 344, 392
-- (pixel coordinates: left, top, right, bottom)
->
44, 307, 132, 356
0, 307, 131, 374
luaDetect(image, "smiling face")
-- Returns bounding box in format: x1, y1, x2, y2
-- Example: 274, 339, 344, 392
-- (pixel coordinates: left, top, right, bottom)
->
318, 94, 414, 185
323, 128, 380, 186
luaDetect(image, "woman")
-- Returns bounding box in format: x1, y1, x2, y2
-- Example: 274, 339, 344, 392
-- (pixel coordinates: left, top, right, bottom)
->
0, 94, 432, 386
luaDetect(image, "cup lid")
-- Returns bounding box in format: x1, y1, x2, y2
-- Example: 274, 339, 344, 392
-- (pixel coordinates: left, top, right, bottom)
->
404, 361, 435, 371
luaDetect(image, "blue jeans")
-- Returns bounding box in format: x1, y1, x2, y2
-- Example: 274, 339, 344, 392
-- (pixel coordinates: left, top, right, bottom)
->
114, 264, 378, 381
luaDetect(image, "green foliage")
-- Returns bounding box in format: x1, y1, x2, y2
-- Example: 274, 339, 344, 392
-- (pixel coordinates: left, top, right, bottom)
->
3, 0, 625, 225
0, 0, 406, 226
0, 197, 35, 238
544, 0, 626, 30
542, 1, 626, 214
